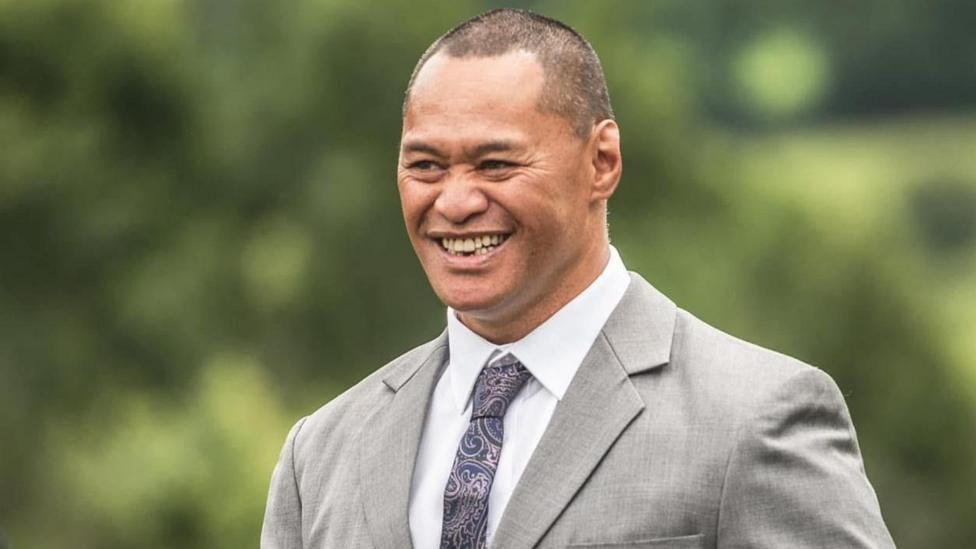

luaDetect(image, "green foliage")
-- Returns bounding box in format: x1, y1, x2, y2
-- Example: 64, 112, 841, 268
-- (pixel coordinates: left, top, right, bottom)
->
1, 0, 974, 547
37, 354, 291, 548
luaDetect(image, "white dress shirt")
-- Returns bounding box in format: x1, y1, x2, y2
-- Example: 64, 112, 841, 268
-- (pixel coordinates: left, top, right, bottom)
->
408, 246, 631, 548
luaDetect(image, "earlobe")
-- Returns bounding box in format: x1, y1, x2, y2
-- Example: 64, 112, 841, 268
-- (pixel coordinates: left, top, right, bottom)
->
590, 119, 622, 202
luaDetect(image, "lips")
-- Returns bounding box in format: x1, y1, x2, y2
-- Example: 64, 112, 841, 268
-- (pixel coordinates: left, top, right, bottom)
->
438, 234, 510, 256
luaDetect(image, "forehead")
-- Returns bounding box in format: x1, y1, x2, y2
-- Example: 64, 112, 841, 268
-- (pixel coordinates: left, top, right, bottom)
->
402, 51, 561, 145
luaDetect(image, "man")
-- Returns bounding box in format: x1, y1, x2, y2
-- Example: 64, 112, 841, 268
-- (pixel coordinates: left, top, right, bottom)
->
262, 9, 894, 548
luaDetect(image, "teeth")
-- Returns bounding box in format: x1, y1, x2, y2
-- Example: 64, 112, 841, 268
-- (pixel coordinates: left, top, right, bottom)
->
439, 234, 508, 255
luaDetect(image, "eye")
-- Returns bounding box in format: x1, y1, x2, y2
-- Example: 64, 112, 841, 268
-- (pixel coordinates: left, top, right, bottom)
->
407, 160, 442, 171
478, 159, 516, 171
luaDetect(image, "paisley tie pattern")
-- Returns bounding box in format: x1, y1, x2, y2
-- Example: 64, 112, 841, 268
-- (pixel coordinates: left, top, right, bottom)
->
440, 352, 532, 549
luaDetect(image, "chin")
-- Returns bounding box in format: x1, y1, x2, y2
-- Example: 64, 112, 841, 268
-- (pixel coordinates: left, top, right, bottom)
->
439, 292, 502, 315
432, 281, 507, 315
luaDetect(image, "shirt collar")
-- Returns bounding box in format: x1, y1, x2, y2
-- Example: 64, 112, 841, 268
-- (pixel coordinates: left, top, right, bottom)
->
445, 245, 631, 413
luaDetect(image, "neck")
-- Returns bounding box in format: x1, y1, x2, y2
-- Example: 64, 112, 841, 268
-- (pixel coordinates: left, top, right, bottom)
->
457, 242, 610, 344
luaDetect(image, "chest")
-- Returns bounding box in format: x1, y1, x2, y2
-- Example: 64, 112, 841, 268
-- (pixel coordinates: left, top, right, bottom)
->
532, 414, 726, 547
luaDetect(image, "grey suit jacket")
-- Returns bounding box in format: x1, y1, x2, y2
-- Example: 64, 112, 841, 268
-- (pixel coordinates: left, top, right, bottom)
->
262, 273, 894, 548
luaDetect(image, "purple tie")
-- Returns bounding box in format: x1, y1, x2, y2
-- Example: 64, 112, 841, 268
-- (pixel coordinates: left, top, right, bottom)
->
440, 353, 532, 549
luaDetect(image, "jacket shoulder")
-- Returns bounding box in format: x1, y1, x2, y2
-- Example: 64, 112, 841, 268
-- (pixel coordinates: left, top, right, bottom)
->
667, 308, 843, 420
291, 333, 447, 458
674, 308, 816, 377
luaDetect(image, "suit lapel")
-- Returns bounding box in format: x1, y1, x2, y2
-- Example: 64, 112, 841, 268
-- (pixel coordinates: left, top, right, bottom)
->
492, 273, 677, 547
359, 334, 448, 549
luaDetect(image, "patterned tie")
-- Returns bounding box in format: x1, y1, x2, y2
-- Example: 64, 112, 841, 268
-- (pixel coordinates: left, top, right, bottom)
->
440, 352, 532, 549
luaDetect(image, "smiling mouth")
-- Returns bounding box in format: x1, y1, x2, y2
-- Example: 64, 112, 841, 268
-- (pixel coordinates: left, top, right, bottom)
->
438, 234, 510, 256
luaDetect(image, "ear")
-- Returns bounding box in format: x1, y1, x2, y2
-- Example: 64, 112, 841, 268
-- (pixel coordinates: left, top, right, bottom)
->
589, 119, 622, 202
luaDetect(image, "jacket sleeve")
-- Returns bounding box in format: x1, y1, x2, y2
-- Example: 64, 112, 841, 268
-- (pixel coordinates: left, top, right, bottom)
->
716, 368, 895, 547
261, 417, 309, 549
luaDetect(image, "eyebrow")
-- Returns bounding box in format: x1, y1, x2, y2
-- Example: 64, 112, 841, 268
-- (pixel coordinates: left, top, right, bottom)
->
400, 139, 523, 159
466, 140, 520, 157
401, 141, 447, 158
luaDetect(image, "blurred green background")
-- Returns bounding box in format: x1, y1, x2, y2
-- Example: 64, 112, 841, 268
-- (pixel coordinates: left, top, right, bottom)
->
1, 0, 974, 547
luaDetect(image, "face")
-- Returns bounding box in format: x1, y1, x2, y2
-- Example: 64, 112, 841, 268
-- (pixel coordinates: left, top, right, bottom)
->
398, 50, 616, 341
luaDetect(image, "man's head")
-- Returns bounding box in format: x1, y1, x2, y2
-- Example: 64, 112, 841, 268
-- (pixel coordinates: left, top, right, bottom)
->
403, 8, 613, 138
397, 9, 623, 343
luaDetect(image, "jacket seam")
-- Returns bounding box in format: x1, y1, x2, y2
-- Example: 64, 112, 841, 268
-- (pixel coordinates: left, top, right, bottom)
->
713, 367, 825, 544
291, 416, 310, 512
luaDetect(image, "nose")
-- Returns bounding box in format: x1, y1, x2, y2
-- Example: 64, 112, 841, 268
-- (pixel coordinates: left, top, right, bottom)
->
433, 175, 489, 224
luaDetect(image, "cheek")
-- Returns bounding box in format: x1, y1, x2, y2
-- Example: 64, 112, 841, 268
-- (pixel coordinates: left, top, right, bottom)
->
398, 180, 437, 227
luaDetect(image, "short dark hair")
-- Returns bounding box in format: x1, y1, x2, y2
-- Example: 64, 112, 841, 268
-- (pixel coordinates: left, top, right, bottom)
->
403, 8, 614, 138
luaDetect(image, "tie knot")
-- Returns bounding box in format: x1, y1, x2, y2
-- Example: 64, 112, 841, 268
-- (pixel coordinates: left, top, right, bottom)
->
471, 354, 532, 419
